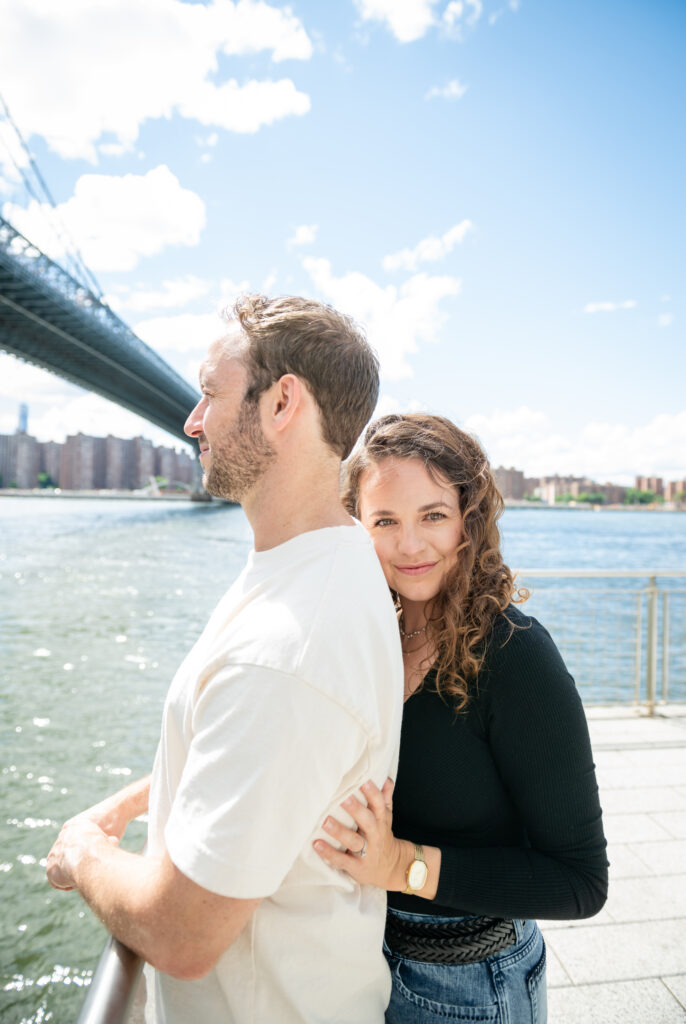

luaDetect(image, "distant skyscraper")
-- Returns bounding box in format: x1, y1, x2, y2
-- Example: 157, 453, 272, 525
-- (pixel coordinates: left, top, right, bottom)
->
17, 403, 28, 434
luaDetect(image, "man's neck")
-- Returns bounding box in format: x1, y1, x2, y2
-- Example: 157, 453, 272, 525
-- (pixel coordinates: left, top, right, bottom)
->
243, 461, 354, 552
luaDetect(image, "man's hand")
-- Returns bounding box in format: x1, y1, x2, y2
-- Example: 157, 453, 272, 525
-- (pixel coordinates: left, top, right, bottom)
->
46, 815, 111, 891
70, 774, 152, 844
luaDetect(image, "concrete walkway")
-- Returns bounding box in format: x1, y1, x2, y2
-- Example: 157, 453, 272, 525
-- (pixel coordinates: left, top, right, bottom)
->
542, 704, 686, 1023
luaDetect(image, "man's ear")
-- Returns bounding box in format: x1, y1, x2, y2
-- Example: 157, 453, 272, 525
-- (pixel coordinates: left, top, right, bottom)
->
263, 374, 302, 435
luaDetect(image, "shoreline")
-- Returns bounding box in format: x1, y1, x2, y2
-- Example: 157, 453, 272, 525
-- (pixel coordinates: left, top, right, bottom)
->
0, 488, 203, 501
0, 490, 683, 511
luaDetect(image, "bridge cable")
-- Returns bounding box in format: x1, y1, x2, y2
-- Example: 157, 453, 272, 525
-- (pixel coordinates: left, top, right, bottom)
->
0, 91, 104, 300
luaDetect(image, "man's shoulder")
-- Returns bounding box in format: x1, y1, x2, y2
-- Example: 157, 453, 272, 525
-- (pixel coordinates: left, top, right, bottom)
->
207, 524, 396, 675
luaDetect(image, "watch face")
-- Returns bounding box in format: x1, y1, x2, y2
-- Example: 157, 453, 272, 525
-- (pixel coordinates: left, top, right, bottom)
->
408, 859, 428, 891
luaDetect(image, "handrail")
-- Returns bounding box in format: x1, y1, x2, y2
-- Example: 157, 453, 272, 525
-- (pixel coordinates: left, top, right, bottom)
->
75, 936, 143, 1024
517, 569, 686, 577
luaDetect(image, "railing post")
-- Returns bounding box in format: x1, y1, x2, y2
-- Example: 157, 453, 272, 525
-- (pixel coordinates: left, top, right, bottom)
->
634, 591, 642, 704
662, 591, 670, 702
645, 575, 658, 716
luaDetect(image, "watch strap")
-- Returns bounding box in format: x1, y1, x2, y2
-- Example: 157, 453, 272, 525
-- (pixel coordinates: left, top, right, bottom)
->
402, 843, 427, 894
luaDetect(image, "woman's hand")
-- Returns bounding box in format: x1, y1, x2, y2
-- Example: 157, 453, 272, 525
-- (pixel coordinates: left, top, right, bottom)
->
313, 778, 411, 891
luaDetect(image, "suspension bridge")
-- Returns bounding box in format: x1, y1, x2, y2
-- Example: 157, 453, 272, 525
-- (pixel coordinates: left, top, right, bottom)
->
0, 215, 199, 445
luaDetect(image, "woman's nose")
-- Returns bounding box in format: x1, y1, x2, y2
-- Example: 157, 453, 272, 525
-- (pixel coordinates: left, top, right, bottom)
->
397, 526, 424, 556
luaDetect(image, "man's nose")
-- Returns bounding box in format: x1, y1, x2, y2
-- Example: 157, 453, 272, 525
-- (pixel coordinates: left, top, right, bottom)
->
184, 398, 205, 438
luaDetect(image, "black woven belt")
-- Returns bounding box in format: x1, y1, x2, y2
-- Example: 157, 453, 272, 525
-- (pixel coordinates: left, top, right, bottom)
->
385, 913, 517, 965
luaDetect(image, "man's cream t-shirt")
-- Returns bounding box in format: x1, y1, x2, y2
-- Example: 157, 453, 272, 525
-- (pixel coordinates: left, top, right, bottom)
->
145, 523, 403, 1024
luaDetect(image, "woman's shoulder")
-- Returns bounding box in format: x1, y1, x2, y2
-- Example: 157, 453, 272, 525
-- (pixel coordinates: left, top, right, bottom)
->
482, 605, 573, 690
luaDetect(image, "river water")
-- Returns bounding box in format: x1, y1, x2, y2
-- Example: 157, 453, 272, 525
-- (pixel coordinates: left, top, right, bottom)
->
1, 498, 685, 1023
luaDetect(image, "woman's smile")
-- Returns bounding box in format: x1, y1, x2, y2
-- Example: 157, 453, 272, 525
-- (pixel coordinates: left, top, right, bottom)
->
395, 562, 439, 576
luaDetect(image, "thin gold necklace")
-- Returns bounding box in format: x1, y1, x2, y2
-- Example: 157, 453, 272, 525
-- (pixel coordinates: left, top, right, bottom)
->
399, 615, 428, 640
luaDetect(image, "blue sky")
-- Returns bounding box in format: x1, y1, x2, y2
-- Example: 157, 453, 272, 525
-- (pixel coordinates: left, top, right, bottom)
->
0, 0, 684, 483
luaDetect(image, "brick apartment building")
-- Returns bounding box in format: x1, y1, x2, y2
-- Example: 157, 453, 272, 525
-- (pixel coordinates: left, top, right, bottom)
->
0, 431, 194, 491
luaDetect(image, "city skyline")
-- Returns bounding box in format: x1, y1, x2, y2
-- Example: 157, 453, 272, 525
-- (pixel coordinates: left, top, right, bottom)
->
0, 425, 195, 492
0, 1, 684, 484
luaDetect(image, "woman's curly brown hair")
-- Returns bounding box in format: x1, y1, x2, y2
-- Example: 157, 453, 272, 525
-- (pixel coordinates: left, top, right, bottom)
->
342, 413, 528, 710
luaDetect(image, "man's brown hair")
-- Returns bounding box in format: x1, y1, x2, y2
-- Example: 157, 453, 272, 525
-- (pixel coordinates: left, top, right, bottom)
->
230, 294, 379, 460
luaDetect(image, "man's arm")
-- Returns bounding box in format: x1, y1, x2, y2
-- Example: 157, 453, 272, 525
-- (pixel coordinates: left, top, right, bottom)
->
46, 816, 259, 979
80, 774, 151, 840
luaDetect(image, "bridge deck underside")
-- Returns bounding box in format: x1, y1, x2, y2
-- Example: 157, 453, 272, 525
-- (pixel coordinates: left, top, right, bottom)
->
0, 253, 198, 444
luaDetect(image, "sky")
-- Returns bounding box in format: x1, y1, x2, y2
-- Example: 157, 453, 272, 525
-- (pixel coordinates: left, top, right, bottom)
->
0, 0, 684, 484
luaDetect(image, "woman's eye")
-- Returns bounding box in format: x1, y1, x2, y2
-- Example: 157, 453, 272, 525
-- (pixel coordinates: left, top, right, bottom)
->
425, 512, 446, 521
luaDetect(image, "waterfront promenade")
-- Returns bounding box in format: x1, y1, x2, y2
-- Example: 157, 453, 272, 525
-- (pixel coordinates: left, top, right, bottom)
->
543, 704, 686, 1022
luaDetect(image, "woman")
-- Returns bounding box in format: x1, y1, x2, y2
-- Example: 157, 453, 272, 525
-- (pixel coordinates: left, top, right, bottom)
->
314, 414, 608, 1023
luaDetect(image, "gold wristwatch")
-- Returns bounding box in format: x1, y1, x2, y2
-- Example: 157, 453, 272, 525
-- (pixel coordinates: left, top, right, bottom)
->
403, 843, 428, 894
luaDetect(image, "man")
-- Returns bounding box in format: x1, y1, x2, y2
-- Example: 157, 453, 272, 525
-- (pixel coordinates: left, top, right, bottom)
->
46, 294, 404, 1023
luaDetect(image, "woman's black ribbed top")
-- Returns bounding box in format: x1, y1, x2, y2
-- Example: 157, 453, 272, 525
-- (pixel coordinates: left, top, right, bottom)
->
388, 606, 609, 920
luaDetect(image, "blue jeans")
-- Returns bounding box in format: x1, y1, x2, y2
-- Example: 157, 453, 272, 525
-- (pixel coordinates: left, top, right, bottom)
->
384, 910, 547, 1023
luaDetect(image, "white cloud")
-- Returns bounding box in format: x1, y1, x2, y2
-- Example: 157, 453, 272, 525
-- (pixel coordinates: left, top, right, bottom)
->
353, 0, 439, 42
3, 165, 206, 272
383, 219, 473, 272
583, 299, 637, 313
134, 312, 229, 357
443, 0, 482, 28
302, 257, 460, 379
213, 0, 312, 61
425, 79, 468, 100
489, 1, 519, 26
178, 78, 310, 134
288, 224, 319, 247
0, 354, 72, 405
25, 392, 181, 447
658, 313, 675, 328
0, 0, 312, 162
374, 394, 428, 418
110, 276, 213, 314
0, 119, 30, 193
464, 406, 686, 483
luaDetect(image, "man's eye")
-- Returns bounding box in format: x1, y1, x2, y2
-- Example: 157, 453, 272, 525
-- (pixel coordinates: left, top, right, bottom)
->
375, 518, 394, 527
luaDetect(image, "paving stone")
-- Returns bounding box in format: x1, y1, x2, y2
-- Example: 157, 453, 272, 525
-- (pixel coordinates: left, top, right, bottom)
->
547, 978, 686, 1023
629, 839, 686, 876
603, 874, 686, 922
590, 718, 686, 748
624, 749, 686, 776
662, 975, 686, 1010
651, 811, 686, 839
541, 939, 572, 987
545, 919, 686, 984
606, 843, 655, 879
603, 813, 673, 844
596, 765, 686, 791
539, 906, 614, 931
600, 787, 686, 814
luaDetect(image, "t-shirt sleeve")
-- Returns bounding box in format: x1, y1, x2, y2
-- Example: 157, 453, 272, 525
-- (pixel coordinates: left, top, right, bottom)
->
435, 622, 609, 919
164, 663, 367, 899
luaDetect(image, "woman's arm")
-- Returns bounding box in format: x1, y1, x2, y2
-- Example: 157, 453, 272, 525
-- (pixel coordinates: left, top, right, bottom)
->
313, 779, 442, 899
430, 621, 608, 920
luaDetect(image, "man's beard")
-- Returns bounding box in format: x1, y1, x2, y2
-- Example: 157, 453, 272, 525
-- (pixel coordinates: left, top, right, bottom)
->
203, 398, 275, 502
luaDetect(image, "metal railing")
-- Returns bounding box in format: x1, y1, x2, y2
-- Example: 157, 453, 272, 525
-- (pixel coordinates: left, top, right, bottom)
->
517, 570, 686, 713
75, 937, 143, 1024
